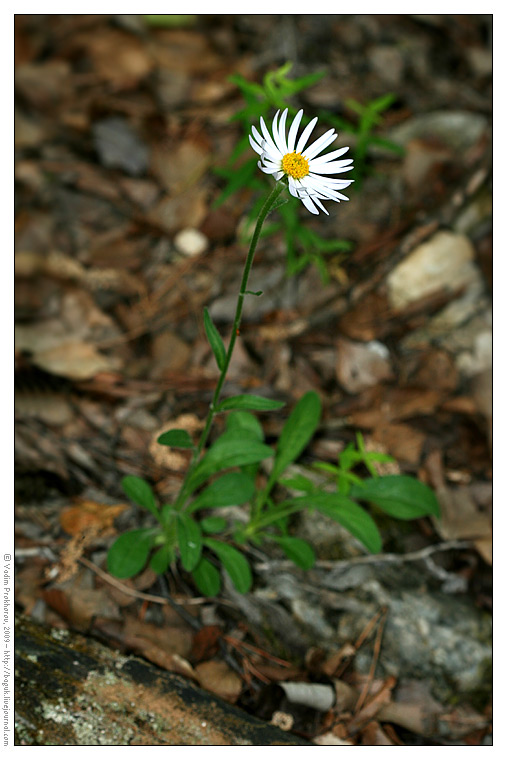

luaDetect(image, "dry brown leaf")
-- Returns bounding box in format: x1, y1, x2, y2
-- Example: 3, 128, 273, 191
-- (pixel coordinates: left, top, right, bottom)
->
60, 500, 127, 537
425, 450, 492, 563
194, 660, 243, 704
360, 720, 396, 745
123, 616, 193, 659
32, 340, 122, 380
43, 586, 121, 629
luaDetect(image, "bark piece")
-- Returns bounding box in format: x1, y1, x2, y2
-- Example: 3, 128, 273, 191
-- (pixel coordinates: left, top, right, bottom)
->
15, 615, 308, 746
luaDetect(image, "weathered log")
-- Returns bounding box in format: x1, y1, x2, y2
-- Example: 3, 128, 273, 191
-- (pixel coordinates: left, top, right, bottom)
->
15, 615, 309, 746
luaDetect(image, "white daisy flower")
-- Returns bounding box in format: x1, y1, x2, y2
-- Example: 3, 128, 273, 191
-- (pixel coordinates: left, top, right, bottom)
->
249, 108, 354, 215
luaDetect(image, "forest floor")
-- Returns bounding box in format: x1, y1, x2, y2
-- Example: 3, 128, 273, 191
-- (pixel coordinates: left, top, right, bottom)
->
14, 14, 492, 746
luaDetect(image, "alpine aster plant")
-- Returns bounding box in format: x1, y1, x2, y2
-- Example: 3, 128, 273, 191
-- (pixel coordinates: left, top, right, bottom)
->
249, 108, 354, 215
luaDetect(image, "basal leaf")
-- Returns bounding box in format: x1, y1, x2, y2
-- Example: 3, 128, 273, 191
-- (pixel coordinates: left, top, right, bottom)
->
217, 395, 285, 412
203, 307, 226, 371
177, 513, 203, 572
121, 475, 159, 519
107, 528, 156, 579
350, 475, 441, 520
192, 557, 221, 596
149, 544, 175, 574
300, 492, 382, 554
205, 538, 252, 593
200, 516, 227, 534
273, 536, 315, 570
189, 471, 255, 511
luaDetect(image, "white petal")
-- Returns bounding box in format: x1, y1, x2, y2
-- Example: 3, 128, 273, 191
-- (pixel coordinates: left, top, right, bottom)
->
258, 161, 278, 175
288, 176, 300, 198
296, 116, 318, 153
301, 195, 319, 214
306, 177, 350, 201
308, 146, 350, 164
303, 128, 337, 160
308, 173, 353, 188
249, 134, 264, 155
259, 115, 280, 156
277, 108, 289, 154
309, 162, 354, 175
251, 125, 264, 145
313, 196, 329, 214
287, 109, 304, 152
274, 171, 284, 180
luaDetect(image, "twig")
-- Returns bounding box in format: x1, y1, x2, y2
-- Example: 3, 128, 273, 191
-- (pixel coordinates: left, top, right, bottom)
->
78, 556, 212, 607
254, 540, 473, 573
354, 607, 388, 713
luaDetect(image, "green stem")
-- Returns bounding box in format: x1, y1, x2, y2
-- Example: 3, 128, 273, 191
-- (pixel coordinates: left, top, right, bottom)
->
174, 181, 285, 509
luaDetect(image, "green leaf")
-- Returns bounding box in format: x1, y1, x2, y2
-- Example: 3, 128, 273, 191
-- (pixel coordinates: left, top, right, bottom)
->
204, 538, 253, 593
200, 516, 227, 534
225, 411, 264, 441
269, 391, 322, 486
192, 557, 221, 596
107, 529, 156, 578
157, 429, 194, 448
188, 435, 273, 491
189, 472, 255, 511
177, 513, 203, 572
301, 492, 382, 554
121, 476, 159, 519
217, 395, 285, 412
278, 474, 316, 493
203, 307, 226, 371
349, 475, 441, 520
150, 544, 175, 574
272, 536, 315, 570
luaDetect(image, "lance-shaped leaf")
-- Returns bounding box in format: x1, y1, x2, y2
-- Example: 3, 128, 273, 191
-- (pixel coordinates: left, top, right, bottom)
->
205, 538, 253, 593
177, 513, 203, 572
292, 492, 382, 554
350, 475, 441, 520
272, 536, 315, 570
225, 411, 264, 441
107, 528, 157, 578
203, 307, 226, 371
268, 391, 321, 488
188, 472, 255, 512
192, 557, 221, 596
187, 434, 273, 491
217, 394, 285, 412
122, 475, 159, 520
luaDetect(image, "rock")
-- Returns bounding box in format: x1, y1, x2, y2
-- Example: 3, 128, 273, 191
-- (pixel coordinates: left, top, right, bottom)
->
368, 45, 405, 86
93, 117, 149, 177
336, 338, 393, 393
323, 566, 492, 703
174, 228, 209, 257
389, 111, 489, 154
386, 230, 478, 311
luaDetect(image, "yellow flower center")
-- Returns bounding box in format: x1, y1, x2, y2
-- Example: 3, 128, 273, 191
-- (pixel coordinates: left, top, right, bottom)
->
281, 151, 309, 180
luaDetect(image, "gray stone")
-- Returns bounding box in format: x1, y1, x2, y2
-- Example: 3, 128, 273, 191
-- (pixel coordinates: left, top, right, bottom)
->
389, 111, 488, 154
386, 230, 478, 311
334, 579, 491, 702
